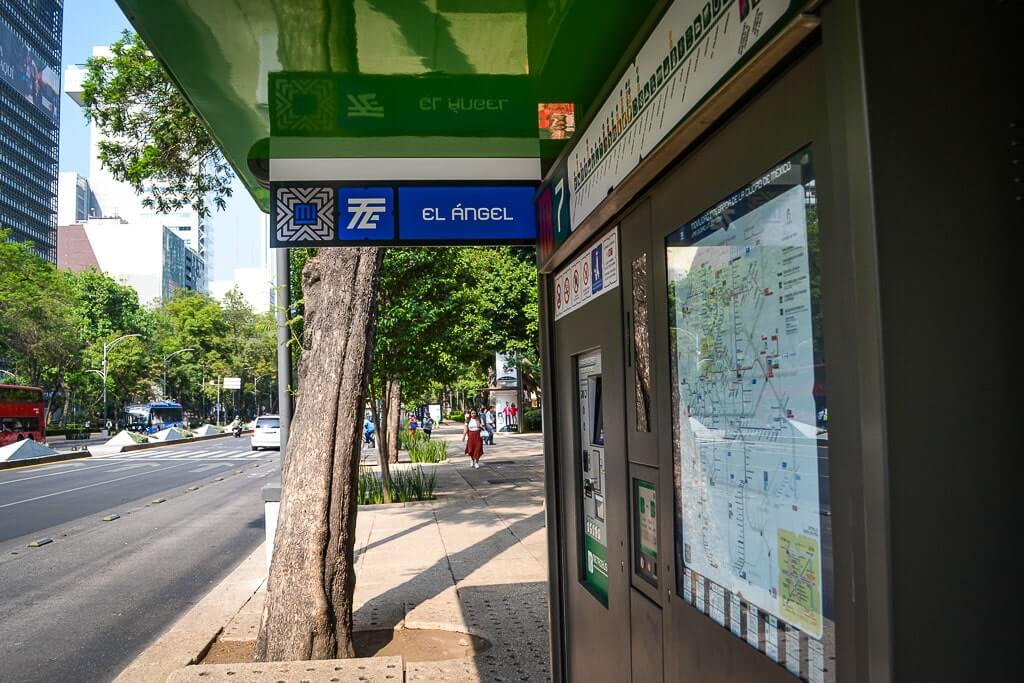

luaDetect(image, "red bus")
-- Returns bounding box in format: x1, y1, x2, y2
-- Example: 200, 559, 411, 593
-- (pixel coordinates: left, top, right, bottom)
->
0, 384, 46, 447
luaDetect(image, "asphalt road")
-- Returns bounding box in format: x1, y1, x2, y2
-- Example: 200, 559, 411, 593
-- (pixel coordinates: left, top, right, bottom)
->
0, 436, 279, 683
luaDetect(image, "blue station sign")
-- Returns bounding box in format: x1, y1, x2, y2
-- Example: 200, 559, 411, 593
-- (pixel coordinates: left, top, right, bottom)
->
272, 183, 537, 247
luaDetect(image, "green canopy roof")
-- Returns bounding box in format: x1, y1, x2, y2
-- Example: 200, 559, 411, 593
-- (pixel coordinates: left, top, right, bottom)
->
116, 0, 661, 210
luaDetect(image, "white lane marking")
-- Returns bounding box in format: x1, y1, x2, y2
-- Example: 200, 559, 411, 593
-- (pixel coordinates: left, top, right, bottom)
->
0, 462, 113, 486
102, 463, 150, 473
187, 463, 229, 473
0, 462, 194, 508
160, 450, 210, 459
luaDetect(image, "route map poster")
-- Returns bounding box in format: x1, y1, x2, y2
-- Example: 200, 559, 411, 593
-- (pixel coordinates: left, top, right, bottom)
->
666, 148, 834, 682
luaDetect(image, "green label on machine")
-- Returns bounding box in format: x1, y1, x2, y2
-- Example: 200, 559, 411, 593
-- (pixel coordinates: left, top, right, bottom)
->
584, 534, 609, 603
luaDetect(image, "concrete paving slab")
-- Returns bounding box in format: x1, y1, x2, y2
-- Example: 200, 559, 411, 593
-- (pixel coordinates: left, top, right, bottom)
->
166, 656, 404, 682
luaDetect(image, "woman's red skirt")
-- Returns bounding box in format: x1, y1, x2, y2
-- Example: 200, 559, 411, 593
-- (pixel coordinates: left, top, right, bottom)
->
465, 430, 483, 459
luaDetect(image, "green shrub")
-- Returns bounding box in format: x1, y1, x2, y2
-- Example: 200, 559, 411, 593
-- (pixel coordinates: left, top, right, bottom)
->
409, 438, 448, 464
397, 428, 428, 451
523, 408, 542, 432
358, 465, 437, 504
447, 410, 464, 423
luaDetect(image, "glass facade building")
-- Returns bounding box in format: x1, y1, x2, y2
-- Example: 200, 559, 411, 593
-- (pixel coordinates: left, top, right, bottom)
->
0, 0, 62, 262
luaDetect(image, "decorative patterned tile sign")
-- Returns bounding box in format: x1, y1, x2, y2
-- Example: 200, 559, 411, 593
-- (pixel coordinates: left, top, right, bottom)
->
271, 183, 536, 247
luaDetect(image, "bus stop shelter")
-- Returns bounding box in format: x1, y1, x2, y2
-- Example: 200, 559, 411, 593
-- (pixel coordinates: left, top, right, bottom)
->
115, 1, 1017, 681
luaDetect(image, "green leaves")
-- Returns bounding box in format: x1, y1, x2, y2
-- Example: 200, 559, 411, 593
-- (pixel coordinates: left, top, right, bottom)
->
0, 232, 278, 420
80, 30, 232, 219
371, 246, 539, 405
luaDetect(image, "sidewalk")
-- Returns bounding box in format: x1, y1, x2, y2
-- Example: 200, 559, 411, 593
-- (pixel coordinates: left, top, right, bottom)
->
118, 427, 550, 682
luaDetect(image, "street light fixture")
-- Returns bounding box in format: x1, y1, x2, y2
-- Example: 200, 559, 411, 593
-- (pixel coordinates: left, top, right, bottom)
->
99, 333, 142, 430
243, 365, 256, 419
0, 369, 15, 379
252, 374, 265, 416
162, 348, 195, 399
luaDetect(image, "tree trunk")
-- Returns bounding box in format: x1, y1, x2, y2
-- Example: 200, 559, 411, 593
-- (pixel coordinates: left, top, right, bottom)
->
255, 247, 383, 661
368, 377, 391, 504
45, 379, 61, 426
386, 378, 400, 464
59, 390, 71, 428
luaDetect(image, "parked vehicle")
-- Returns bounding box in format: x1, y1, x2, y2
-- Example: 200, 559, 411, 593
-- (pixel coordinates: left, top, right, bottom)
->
251, 414, 281, 450
0, 384, 45, 446
124, 401, 185, 435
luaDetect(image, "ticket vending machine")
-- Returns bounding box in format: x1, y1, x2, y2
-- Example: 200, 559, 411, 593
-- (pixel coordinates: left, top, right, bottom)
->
550, 231, 631, 682
577, 350, 608, 601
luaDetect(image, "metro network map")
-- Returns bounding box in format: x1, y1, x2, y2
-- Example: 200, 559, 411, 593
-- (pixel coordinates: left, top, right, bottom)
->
667, 164, 825, 639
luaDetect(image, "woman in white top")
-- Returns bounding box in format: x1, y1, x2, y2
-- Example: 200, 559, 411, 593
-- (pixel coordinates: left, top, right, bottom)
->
462, 409, 484, 468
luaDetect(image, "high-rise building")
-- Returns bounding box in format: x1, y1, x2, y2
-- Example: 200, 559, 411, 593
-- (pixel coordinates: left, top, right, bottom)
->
57, 171, 97, 225
0, 0, 62, 262
57, 219, 205, 306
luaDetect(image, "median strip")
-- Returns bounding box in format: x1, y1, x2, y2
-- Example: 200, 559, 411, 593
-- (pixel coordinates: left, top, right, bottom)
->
27, 537, 53, 547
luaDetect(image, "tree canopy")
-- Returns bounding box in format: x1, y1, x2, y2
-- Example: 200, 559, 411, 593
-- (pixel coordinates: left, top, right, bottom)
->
0, 232, 278, 425
81, 30, 232, 218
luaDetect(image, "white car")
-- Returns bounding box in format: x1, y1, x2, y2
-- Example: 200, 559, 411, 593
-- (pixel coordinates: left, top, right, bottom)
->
251, 415, 281, 450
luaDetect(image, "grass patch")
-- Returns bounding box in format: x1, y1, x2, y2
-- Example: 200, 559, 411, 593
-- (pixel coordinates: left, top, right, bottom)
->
397, 429, 428, 451
358, 465, 437, 505
408, 438, 448, 464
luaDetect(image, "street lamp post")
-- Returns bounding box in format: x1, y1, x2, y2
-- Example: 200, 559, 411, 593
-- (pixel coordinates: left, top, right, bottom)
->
100, 334, 142, 430
252, 375, 264, 416
162, 348, 195, 399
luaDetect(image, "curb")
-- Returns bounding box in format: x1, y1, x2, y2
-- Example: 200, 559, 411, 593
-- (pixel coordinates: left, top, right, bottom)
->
118, 431, 250, 453
113, 545, 267, 683
0, 450, 91, 470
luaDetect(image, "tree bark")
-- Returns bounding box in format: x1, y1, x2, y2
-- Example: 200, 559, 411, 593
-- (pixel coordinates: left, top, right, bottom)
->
386, 378, 401, 465
59, 389, 70, 428
255, 247, 382, 661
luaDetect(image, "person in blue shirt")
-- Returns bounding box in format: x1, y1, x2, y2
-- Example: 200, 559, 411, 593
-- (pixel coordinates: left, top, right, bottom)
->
363, 414, 375, 447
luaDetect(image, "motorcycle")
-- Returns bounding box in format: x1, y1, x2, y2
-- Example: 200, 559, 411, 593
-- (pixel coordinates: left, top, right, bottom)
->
232, 424, 243, 438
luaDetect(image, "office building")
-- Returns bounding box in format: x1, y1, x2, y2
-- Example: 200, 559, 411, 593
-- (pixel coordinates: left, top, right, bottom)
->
57, 218, 205, 305
56, 171, 98, 226
0, 0, 62, 262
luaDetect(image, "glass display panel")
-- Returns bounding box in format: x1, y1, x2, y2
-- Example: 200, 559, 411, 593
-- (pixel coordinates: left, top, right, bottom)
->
667, 148, 834, 682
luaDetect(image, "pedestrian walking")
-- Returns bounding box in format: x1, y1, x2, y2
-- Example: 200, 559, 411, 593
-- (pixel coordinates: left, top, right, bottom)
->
483, 405, 496, 445
363, 414, 376, 447
408, 413, 419, 438
422, 414, 433, 439
463, 408, 484, 468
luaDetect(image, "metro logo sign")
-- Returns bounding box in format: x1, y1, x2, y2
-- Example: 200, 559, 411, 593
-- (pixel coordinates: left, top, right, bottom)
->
553, 227, 619, 321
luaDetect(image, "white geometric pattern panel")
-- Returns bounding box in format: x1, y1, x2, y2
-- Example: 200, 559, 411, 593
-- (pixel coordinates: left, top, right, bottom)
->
275, 187, 335, 242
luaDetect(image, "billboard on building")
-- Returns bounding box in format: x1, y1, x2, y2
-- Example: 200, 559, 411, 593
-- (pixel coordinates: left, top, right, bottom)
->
495, 352, 518, 388
0, 22, 59, 121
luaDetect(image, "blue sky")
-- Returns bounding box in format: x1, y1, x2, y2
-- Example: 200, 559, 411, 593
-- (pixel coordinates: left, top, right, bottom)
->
58, 0, 265, 281
58, 0, 130, 176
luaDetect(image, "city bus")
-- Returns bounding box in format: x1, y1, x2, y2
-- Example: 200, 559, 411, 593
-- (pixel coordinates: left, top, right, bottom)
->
124, 401, 185, 434
0, 384, 46, 446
